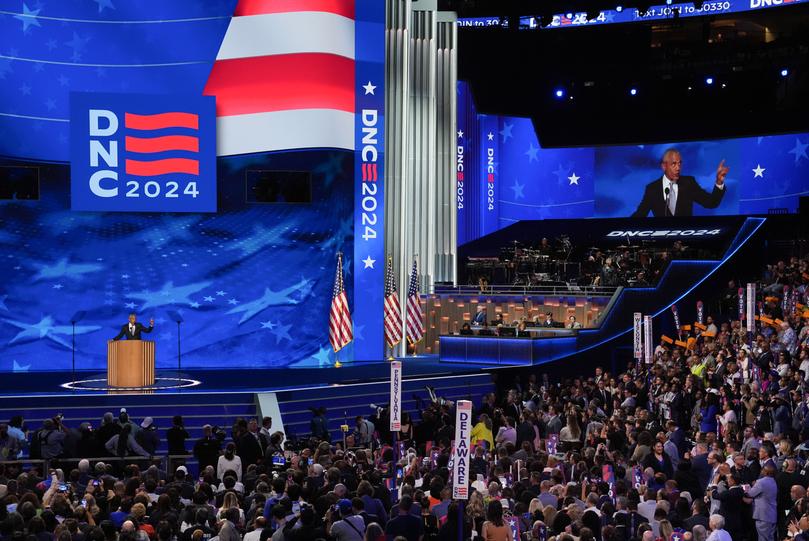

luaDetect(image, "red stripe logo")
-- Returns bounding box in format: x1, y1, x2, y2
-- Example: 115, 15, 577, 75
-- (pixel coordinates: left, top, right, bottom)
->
124, 112, 199, 131
125, 135, 199, 154
361, 163, 378, 181
125, 158, 200, 177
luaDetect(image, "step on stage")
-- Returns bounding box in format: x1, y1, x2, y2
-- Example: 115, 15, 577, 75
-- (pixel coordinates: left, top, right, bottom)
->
0, 356, 498, 397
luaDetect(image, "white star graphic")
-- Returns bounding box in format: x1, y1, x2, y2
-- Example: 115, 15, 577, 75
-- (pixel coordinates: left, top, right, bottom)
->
52, 284, 63, 290
260, 320, 276, 330
788, 138, 808, 163
525, 143, 539, 163
457, 130, 464, 139
362, 81, 376, 95
568, 173, 580, 185
487, 132, 494, 141
203, 296, 214, 302
362, 256, 376, 269
216, 290, 227, 296
752, 164, 765, 178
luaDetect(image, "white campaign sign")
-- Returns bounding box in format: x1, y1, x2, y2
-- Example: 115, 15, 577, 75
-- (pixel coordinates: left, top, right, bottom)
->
633, 312, 643, 360
390, 361, 402, 431
746, 283, 756, 333
643, 315, 653, 364
452, 400, 472, 499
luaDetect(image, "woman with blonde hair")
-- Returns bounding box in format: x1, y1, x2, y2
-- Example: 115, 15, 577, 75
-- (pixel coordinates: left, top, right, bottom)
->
217, 491, 245, 526
466, 490, 486, 537
542, 505, 557, 529
658, 519, 674, 541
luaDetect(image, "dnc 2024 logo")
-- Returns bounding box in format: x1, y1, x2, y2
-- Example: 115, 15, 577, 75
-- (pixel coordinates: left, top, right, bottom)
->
70, 92, 216, 212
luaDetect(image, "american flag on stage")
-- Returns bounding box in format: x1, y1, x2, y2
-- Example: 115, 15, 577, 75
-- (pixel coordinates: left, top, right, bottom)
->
406, 260, 425, 344
329, 252, 353, 353
204, 0, 356, 156
384, 257, 403, 347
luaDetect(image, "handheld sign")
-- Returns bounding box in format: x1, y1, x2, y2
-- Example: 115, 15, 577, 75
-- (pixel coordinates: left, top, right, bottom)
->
452, 400, 473, 500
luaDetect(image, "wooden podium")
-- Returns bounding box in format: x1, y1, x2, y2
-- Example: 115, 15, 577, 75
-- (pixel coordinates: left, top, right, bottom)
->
107, 340, 155, 387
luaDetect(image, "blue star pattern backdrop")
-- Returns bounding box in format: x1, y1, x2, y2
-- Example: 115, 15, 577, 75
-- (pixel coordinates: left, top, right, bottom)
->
457, 84, 809, 242
0, 0, 235, 162
0, 150, 354, 372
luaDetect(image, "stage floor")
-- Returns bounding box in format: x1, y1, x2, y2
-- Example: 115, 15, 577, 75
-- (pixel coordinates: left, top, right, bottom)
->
0, 355, 497, 397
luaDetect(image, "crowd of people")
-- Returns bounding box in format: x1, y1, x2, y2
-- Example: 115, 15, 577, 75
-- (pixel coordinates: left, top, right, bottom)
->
1, 255, 808, 541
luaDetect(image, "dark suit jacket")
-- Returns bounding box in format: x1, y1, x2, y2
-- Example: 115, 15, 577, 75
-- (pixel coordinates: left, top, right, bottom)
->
713, 483, 746, 536
112, 322, 153, 341
631, 175, 725, 217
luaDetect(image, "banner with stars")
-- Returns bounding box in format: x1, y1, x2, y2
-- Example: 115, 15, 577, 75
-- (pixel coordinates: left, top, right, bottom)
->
352, 0, 386, 361
479, 114, 500, 237
456, 81, 478, 246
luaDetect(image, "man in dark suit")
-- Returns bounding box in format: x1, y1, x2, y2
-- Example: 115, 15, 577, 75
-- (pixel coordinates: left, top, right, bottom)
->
713, 472, 747, 541
112, 313, 154, 340
632, 149, 729, 217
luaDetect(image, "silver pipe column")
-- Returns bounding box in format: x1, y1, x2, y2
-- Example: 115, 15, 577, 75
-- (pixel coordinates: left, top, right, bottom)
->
385, 0, 457, 356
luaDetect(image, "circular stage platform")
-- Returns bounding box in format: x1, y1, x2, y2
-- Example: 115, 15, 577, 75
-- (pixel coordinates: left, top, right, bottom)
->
60, 377, 202, 392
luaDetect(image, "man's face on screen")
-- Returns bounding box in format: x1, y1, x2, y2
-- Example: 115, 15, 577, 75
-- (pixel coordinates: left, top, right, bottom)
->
128, 314, 136, 324
661, 151, 682, 181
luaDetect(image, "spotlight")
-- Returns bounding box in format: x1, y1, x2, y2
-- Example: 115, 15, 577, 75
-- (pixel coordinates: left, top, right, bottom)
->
566, 13, 574, 18
781, 68, 789, 77
721, 83, 726, 88
705, 77, 714, 85
630, 88, 638, 96
616, 5, 623, 11
687, 86, 692, 91
666, 0, 672, 4
555, 88, 565, 99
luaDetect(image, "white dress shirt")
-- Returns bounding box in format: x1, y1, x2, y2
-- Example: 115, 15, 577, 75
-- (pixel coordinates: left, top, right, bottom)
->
662, 175, 678, 215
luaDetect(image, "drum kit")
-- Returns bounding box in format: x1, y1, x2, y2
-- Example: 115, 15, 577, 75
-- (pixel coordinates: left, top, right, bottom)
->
467, 237, 672, 287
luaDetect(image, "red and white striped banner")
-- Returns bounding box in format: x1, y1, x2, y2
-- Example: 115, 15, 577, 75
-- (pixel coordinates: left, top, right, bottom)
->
204, 0, 356, 156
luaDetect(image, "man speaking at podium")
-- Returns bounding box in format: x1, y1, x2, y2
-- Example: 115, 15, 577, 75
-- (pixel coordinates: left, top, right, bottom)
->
632, 148, 729, 217
112, 313, 154, 341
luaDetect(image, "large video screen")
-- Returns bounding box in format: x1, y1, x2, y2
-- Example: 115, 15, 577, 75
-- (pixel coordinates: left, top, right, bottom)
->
0, 151, 354, 373
457, 83, 809, 243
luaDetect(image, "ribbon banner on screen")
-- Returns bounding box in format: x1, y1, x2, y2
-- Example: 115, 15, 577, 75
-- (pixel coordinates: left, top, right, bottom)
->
452, 400, 472, 499
457, 81, 476, 245
479, 115, 499, 237
70, 93, 216, 212
458, 0, 804, 30
353, 0, 386, 360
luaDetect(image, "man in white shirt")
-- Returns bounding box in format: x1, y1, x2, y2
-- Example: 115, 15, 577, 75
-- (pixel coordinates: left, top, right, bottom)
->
706, 514, 732, 541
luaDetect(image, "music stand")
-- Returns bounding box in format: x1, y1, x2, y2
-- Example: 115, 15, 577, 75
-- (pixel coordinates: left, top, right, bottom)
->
166, 310, 184, 378
69, 311, 86, 389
